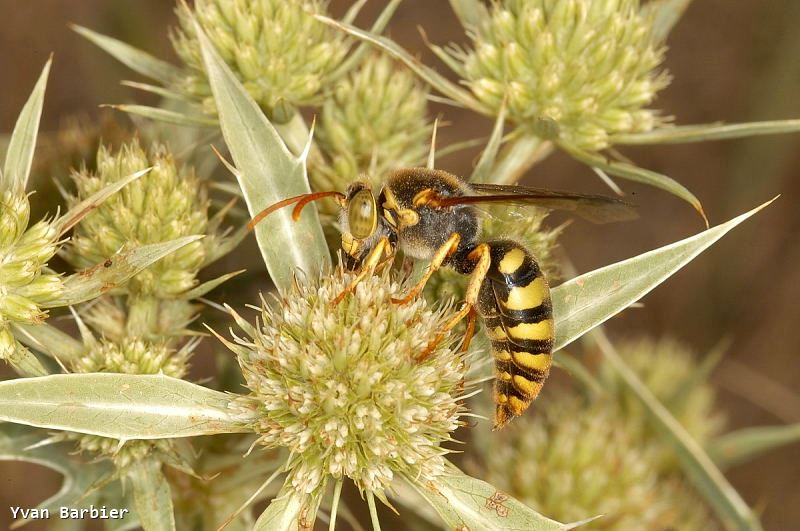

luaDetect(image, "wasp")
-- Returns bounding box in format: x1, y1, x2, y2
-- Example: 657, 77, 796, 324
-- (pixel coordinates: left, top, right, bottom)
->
249, 168, 636, 429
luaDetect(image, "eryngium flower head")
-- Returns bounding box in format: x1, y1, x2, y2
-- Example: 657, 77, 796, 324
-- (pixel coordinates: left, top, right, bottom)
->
481, 395, 716, 530
454, 0, 669, 151
313, 54, 431, 192
0, 190, 62, 330
67, 140, 208, 297
67, 336, 193, 469
172, 0, 348, 118
601, 336, 725, 469
223, 269, 467, 496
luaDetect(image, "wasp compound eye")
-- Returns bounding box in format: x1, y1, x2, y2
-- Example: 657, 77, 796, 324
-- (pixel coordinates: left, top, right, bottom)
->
347, 189, 377, 239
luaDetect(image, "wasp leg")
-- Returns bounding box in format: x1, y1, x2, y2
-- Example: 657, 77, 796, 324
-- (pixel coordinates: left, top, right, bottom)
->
416, 243, 490, 362
332, 236, 392, 306
461, 306, 477, 352
391, 232, 461, 305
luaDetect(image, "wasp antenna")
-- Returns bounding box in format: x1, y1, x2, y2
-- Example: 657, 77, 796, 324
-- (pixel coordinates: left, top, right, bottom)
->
291, 191, 345, 221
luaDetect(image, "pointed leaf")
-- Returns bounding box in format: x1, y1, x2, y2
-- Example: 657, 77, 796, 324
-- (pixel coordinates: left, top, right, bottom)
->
43, 236, 202, 307
128, 458, 176, 531
470, 105, 506, 183
552, 198, 777, 352
120, 80, 190, 101
72, 25, 179, 84
195, 21, 330, 291
561, 143, 707, 225
316, 15, 489, 114
108, 104, 217, 127
253, 486, 309, 531
178, 270, 244, 300
708, 424, 800, 469
406, 466, 585, 530
642, 0, 694, 42
2, 58, 50, 193
611, 120, 800, 144
11, 322, 84, 365
449, 0, 490, 33
329, 0, 404, 81
55, 167, 150, 235
592, 331, 762, 531
0, 373, 251, 438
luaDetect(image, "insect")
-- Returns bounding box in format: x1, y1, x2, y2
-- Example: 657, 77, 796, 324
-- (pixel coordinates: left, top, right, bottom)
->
249, 168, 636, 429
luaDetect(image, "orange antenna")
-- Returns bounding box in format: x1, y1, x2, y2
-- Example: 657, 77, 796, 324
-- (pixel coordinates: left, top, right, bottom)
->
247, 191, 345, 231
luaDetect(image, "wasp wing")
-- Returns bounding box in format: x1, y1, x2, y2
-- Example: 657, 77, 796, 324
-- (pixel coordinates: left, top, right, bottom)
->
434, 183, 638, 224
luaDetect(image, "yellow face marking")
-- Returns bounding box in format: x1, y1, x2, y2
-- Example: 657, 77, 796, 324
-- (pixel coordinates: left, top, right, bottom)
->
501, 277, 549, 311
507, 319, 554, 341
512, 375, 542, 397
488, 326, 507, 340
397, 208, 420, 228
507, 395, 528, 415
495, 349, 512, 362
512, 351, 551, 372
341, 232, 358, 255
498, 248, 526, 275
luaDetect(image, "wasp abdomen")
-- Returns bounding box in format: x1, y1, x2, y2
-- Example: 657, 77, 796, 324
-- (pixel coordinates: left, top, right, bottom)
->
476, 240, 554, 430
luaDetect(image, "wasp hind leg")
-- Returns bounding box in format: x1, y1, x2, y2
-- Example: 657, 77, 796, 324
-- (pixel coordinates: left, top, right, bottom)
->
332, 236, 393, 306
415, 243, 490, 362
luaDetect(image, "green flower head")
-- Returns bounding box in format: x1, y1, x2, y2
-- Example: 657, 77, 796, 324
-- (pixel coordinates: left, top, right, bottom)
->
172, 0, 349, 119
313, 54, 431, 192
221, 269, 468, 497
67, 140, 208, 298
454, 0, 669, 151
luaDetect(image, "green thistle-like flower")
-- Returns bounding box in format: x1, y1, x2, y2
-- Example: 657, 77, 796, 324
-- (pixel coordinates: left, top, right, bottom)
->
451, 0, 669, 151
480, 395, 717, 530
313, 54, 431, 193
172, 0, 349, 119
0, 190, 62, 363
66, 336, 193, 470
67, 140, 208, 298
221, 269, 467, 498
601, 336, 725, 469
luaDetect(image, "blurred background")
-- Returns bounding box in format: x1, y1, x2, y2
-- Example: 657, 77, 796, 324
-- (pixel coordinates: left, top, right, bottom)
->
1, 0, 798, 529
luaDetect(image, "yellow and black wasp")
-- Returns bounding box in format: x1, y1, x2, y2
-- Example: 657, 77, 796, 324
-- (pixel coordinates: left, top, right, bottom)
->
249, 168, 636, 429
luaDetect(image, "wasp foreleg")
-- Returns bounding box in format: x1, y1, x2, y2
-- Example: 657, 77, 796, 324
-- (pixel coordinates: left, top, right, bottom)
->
392, 232, 461, 305
415, 243, 490, 362
332, 236, 393, 306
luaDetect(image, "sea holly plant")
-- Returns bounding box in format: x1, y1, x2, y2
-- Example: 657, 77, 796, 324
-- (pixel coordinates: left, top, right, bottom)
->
0, 60, 202, 378
2, 2, 799, 531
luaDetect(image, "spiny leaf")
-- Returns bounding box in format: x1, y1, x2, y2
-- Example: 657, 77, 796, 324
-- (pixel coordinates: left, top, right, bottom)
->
43, 236, 204, 307
561, 142, 708, 226
12, 322, 84, 365
195, 20, 331, 291
611, 120, 800, 144
253, 485, 310, 531
2, 58, 50, 193
642, 0, 694, 42
4, 342, 48, 377
316, 15, 489, 115
128, 458, 176, 531
0, 374, 251, 439
406, 465, 584, 530
470, 104, 506, 183
552, 198, 777, 352
449, 0, 490, 34
708, 423, 800, 469
106, 104, 217, 128
72, 25, 179, 85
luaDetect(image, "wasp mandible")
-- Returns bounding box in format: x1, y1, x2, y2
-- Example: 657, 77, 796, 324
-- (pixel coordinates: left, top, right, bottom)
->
249, 168, 636, 429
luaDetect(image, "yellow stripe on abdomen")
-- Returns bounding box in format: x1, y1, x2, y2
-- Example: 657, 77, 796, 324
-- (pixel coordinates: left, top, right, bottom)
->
507, 319, 554, 341
500, 277, 548, 311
